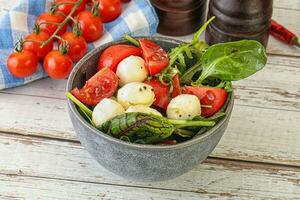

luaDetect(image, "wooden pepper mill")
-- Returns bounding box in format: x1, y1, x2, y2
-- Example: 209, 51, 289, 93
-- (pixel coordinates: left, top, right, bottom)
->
150, 0, 208, 36
205, 0, 273, 47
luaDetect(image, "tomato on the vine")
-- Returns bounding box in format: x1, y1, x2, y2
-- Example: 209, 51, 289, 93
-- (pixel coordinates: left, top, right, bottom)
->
7, 50, 38, 78
76, 10, 103, 42
44, 48, 73, 80
61, 32, 87, 62
23, 26, 53, 60
98, 0, 122, 23
71, 67, 118, 106
36, 12, 67, 36
139, 39, 169, 75
182, 86, 228, 117
55, 0, 86, 16
97, 44, 141, 72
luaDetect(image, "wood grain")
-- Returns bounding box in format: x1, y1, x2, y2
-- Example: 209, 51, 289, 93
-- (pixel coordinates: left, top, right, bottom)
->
0, 133, 299, 199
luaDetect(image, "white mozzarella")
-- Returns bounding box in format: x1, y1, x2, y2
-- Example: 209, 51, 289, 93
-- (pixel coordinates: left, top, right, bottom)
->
116, 56, 148, 86
126, 105, 162, 117
92, 98, 125, 126
117, 82, 155, 109
166, 94, 201, 120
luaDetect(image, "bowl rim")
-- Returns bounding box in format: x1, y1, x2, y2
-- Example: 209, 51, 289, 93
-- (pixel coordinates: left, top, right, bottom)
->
66, 36, 234, 151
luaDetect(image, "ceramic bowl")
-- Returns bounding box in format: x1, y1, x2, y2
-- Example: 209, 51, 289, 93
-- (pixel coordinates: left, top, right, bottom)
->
66, 37, 234, 182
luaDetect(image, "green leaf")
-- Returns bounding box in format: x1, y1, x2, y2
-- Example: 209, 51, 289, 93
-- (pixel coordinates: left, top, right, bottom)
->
98, 112, 175, 144
168, 119, 216, 129
192, 16, 216, 44
180, 60, 202, 85
193, 112, 226, 122
194, 40, 267, 84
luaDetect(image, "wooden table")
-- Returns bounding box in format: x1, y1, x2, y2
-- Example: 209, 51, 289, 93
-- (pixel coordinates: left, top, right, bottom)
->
0, 0, 299, 199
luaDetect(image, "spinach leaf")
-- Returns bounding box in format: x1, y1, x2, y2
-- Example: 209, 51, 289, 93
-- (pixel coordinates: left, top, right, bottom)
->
98, 112, 175, 144
194, 40, 267, 85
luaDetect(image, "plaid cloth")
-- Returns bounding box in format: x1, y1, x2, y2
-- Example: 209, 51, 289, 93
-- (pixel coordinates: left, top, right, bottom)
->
0, 0, 158, 90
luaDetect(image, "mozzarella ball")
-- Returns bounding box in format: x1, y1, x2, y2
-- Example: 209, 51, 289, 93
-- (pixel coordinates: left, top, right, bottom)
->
116, 56, 148, 86
126, 105, 163, 117
117, 82, 155, 109
166, 94, 201, 120
92, 98, 125, 126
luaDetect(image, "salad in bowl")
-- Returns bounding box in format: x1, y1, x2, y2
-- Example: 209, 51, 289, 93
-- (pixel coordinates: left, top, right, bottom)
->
67, 17, 267, 145
66, 17, 267, 181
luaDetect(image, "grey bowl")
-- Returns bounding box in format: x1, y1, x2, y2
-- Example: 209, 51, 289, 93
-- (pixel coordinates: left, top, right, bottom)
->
66, 37, 234, 182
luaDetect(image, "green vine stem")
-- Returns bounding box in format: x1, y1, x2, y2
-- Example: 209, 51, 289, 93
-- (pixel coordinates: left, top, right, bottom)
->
124, 34, 140, 47
41, 0, 84, 47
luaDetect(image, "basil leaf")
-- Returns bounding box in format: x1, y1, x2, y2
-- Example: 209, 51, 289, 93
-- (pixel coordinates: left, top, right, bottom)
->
195, 40, 267, 84
98, 112, 175, 144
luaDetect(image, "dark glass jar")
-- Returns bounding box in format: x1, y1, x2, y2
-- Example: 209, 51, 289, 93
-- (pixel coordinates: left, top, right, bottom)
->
205, 0, 273, 47
150, 0, 208, 36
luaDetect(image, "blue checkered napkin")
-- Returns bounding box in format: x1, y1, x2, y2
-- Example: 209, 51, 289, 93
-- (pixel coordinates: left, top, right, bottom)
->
0, 0, 158, 90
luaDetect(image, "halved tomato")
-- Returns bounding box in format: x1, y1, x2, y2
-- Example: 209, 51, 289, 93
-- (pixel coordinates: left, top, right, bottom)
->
97, 44, 141, 72
71, 68, 118, 106
139, 39, 169, 75
145, 75, 180, 109
145, 79, 170, 109
182, 86, 227, 117
171, 74, 180, 97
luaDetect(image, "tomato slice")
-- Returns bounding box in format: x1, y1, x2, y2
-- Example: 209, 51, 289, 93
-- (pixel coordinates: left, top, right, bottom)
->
71, 68, 118, 106
139, 39, 169, 75
182, 86, 228, 117
171, 74, 180, 98
97, 44, 141, 72
145, 75, 180, 110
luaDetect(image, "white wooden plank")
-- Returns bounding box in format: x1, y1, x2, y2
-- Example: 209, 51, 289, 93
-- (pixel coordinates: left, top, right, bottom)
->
0, 175, 211, 200
0, 93, 75, 140
274, 0, 300, 10
0, 133, 299, 199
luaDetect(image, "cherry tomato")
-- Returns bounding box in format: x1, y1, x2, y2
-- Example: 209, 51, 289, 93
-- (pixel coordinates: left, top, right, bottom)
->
145, 75, 180, 110
139, 39, 169, 75
71, 67, 118, 106
23, 31, 53, 60
182, 86, 228, 117
61, 32, 87, 62
97, 44, 141, 72
36, 12, 67, 36
98, 0, 122, 23
76, 10, 103, 42
55, 0, 86, 16
7, 50, 38, 78
44, 50, 73, 79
